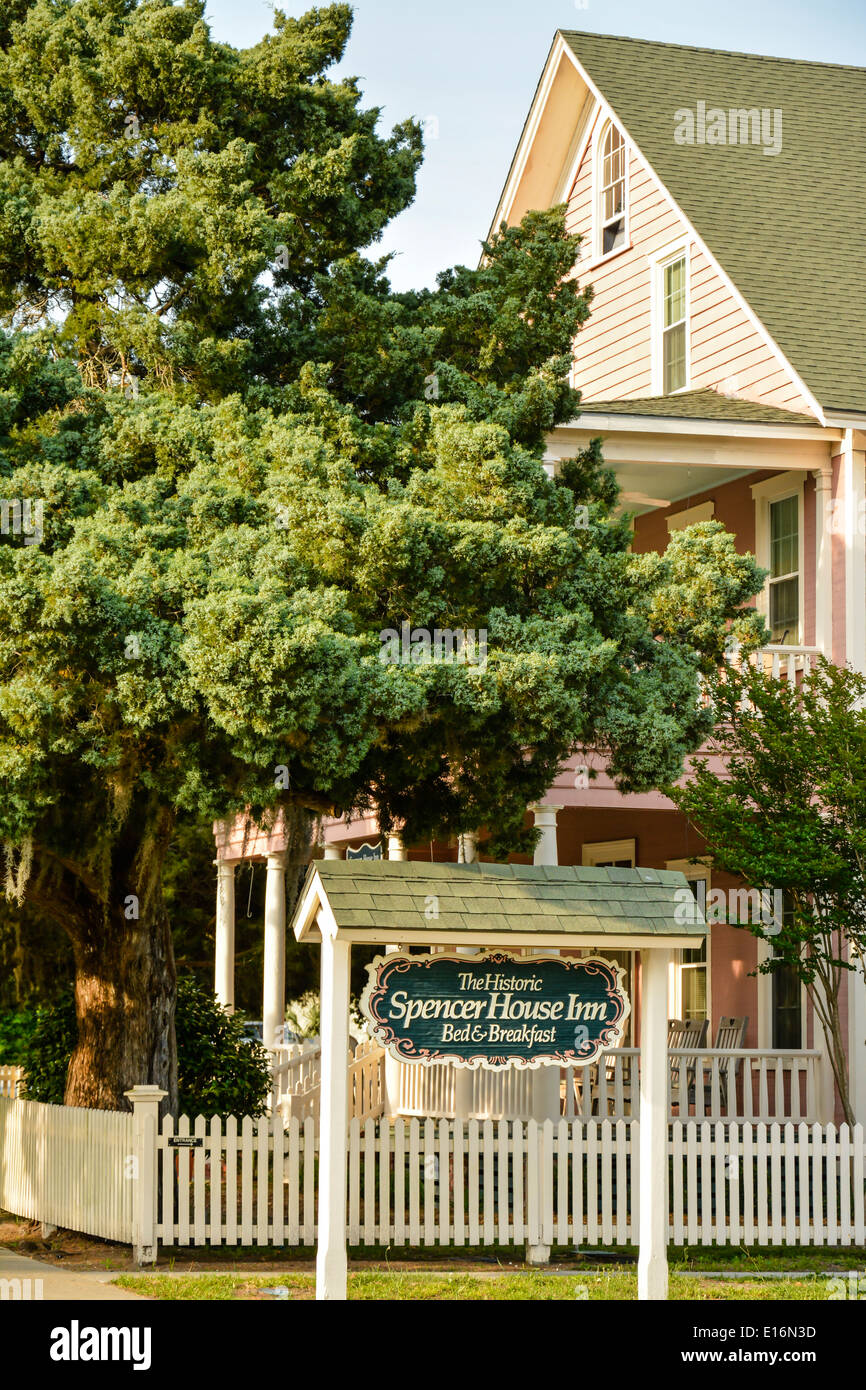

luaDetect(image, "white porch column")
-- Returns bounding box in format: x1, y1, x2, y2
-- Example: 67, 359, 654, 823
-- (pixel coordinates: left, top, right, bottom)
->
214, 860, 236, 1014
813, 464, 833, 654
848, 955, 866, 1126
387, 832, 407, 861
638, 948, 671, 1301
262, 852, 287, 1049
530, 804, 561, 867
842, 432, 866, 675
323, 844, 343, 860
316, 930, 351, 1300
458, 831, 478, 863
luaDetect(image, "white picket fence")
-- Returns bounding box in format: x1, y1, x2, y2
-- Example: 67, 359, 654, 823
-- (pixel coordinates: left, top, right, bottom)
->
154, 1113, 866, 1250
0, 1096, 134, 1243
3, 1093, 864, 1255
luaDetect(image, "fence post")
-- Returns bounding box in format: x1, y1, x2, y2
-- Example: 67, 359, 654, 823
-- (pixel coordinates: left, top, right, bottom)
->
125, 1084, 166, 1266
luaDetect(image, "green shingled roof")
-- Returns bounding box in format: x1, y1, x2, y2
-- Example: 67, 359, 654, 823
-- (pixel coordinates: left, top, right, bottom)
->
561, 31, 866, 414
300, 860, 706, 939
579, 389, 819, 426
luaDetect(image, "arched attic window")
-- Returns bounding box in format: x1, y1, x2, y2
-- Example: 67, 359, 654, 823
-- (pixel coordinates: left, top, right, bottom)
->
597, 120, 626, 256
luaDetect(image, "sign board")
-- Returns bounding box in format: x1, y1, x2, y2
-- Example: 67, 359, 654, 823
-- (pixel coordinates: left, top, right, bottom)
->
359, 951, 630, 1069
167, 1136, 204, 1149
346, 841, 382, 861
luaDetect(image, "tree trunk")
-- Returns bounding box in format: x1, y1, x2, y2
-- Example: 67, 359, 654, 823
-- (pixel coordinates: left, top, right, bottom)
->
65, 896, 177, 1113
26, 802, 179, 1114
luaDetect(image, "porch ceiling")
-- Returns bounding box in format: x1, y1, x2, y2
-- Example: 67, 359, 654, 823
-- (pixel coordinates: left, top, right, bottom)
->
291, 860, 706, 948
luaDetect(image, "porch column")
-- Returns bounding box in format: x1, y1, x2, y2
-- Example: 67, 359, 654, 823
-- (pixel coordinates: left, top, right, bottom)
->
387, 832, 407, 861
813, 464, 833, 654
458, 831, 478, 863
848, 954, 866, 1125
316, 930, 352, 1300
214, 859, 236, 1014
263, 852, 287, 1049
530, 803, 561, 867
323, 844, 343, 860
842, 433, 866, 675
638, 948, 671, 1301
531, 806, 562, 1122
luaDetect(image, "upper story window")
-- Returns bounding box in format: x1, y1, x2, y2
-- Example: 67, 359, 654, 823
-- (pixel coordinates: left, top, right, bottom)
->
650, 241, 690, 395
596, 120, 627, 257
768, 495, 800, 644
662, 256, 687, 393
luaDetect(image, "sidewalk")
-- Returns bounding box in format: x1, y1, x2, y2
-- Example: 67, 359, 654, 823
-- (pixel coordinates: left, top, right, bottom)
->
0, 1247, 146, 1301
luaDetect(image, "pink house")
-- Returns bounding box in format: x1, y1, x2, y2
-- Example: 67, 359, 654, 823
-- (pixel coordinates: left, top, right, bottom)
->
214, 33, 866, 1126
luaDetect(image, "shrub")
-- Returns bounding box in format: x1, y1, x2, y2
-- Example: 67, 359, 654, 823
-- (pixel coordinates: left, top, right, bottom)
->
20, 978, 271, 1118
20, 995, 76, 1103
175, 977, 271, 1119
0, 1006, 38, 1064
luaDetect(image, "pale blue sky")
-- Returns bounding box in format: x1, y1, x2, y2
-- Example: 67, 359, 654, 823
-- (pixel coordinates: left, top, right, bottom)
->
204, 0, 866, 289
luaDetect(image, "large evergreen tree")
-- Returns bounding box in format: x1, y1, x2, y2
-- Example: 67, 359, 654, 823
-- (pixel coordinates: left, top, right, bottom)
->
0, 2, 765, 1110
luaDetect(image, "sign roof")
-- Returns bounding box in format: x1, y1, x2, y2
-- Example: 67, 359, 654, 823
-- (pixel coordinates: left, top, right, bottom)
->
291, 860, 707, 946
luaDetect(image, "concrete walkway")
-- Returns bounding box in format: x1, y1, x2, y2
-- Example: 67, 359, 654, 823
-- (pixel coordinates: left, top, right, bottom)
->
0, 1247, 146, 1300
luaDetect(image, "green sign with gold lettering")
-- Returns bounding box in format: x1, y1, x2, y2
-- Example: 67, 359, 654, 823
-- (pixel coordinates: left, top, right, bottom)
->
359, 952, 630, 1069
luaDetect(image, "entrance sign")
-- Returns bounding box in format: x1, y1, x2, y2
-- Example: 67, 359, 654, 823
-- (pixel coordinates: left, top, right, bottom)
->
360, 951, 630, 1069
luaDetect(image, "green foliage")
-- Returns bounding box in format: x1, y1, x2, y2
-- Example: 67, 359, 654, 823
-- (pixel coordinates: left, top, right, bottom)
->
0, 1003, 37, 1063
669, 657, 866, 1124
0, 0, 422, 397
174, 977, 271, 1119
0, 1, 767, 1105
19, 992, 76, 1103
21, 979, 272, 1116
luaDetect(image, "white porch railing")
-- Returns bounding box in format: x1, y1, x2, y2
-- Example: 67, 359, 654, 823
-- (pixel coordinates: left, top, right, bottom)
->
0, 1064, 24, 1099
394, 1048, 827, 1124
276, 1039, 385, 1123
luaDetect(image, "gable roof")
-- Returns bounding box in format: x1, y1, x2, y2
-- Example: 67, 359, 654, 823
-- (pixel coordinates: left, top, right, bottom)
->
559, 31, 866, 415
291, 859, 706, 944
579, 389, 819, 426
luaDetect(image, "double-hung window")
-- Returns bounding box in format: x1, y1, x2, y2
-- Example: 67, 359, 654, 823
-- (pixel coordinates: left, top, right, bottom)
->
768, 494, 800, 644
662, 256, 687, 393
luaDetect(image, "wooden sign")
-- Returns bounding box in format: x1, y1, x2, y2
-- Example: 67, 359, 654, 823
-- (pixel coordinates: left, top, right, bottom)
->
359, 951, 630, 1069
167, 1136, 204, 1149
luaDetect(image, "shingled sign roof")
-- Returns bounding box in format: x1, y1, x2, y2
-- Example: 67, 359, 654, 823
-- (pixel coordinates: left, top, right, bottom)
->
291, 860, 706, 943
561, 31, 866, 415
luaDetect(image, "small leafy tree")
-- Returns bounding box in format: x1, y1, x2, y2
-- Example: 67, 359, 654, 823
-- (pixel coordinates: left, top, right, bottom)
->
670, 657, 866, 1125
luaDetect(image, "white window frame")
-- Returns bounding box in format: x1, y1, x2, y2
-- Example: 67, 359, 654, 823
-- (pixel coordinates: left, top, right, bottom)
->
667, 501, 715, 533
757, 933, 807, 1052
590, 118, 630, 266
751, 471, 806, 646
666, 859, 712, 1024
650, 239, 691, 396
581, 838, 636, 867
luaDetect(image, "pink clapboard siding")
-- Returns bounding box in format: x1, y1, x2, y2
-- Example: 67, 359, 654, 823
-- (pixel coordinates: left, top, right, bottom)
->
564, 121, 814, 416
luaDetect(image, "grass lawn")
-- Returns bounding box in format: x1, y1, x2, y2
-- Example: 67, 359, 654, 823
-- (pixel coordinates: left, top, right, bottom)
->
113, 1269, 833, 1301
